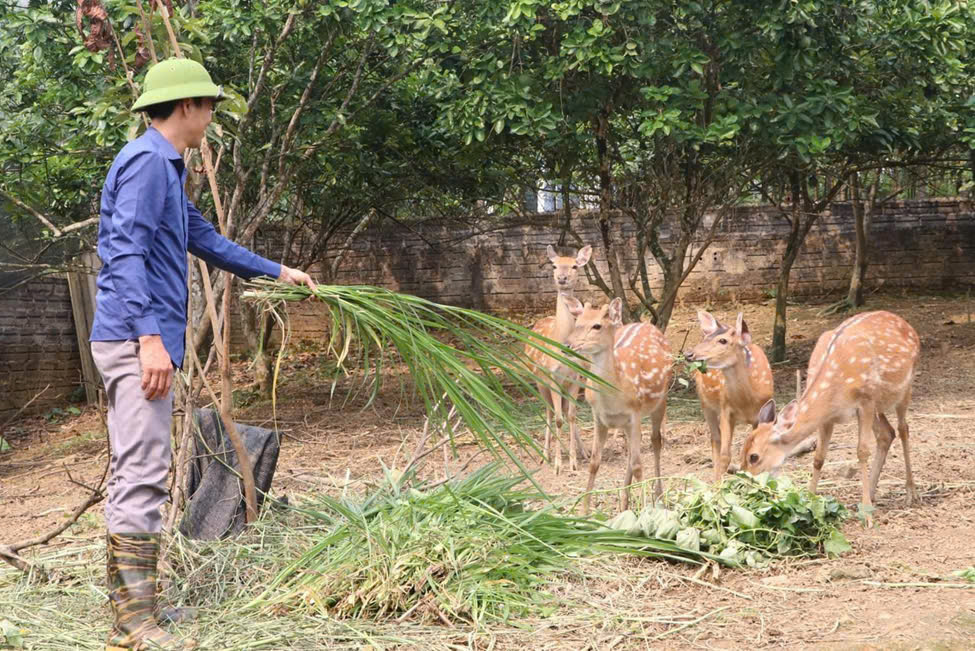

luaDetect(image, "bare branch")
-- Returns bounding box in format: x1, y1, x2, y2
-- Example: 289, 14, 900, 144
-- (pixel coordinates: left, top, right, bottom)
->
0, 458, 107, 576
0, 385, 51, 435
1, 191, 63, 237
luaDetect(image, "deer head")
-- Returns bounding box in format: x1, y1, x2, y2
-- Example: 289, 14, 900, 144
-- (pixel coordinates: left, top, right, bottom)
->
547, 244, 592, 291
564, 296, 622, 356
740, 398, 798, 474
687, 310, 753, 370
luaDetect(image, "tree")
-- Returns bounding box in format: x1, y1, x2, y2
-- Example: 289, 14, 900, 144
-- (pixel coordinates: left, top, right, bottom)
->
744, 0, 973, 361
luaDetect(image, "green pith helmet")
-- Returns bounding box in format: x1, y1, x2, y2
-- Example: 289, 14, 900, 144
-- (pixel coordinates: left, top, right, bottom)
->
132, 58, 225, 112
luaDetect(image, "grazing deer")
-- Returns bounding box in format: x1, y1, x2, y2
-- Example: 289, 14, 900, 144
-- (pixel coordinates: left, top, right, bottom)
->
741, 311, 920, 525
525, 244, 592, 473
686, 311, 774, 481
564, 297, 672, 513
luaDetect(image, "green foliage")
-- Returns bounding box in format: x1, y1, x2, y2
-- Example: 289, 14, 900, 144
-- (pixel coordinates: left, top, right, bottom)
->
606, 473, 851, 567
248, 463, 718, 624
42, 405, 81, 424
954, 567, 975, 583
242, 278, 604, 471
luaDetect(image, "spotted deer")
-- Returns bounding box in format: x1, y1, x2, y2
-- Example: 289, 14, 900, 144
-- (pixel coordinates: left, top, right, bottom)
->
564, 297, 672, 513
686, 311, 774, 481
524, 244, 592, 473
741, 311, 920, 524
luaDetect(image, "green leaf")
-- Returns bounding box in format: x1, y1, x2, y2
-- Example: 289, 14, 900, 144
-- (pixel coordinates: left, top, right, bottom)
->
0, 619, 25, 648
824, 529, 852, 557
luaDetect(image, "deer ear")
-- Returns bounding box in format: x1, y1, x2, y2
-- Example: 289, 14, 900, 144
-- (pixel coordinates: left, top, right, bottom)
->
772, 400, 799, 440
564, 296, 585, 317
575, 244, 592, 267
757, 399, 776, 425
608, 297, 624, 326
736, 312, 752, 345
697, 309, 720, 336
546, 245, 558, 263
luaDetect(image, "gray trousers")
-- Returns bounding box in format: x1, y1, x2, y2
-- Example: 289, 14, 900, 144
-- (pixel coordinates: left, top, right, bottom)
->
91, 340, 173, 534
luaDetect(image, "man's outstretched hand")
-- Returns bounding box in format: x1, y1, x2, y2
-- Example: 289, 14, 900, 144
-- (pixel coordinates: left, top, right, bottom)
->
278, 264, 318, 291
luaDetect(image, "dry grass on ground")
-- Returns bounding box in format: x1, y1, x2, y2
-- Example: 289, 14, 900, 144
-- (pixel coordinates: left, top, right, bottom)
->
1, 291, 974, 649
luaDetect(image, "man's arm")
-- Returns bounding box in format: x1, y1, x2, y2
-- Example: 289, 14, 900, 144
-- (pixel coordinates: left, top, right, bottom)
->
186, 202, 316, 289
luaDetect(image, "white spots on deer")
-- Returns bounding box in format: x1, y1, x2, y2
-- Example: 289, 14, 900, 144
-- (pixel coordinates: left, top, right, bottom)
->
741, 310, 921, 518
614, 323, 642, 351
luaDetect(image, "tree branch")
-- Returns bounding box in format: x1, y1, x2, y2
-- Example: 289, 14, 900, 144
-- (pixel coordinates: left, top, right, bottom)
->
0, 458, 108, 576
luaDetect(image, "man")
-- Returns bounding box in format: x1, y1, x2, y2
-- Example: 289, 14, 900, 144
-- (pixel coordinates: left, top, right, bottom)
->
90, 57, 315, 650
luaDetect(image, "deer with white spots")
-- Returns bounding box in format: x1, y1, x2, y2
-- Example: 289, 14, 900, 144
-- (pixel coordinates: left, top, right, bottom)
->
564, 297, 672, 513
686, 311, 774, 481
741, 311, 921, 525
524, 244, 592, 473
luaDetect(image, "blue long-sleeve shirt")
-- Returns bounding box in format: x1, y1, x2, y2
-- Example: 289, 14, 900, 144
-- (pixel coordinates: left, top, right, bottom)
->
91, 127, 280, 367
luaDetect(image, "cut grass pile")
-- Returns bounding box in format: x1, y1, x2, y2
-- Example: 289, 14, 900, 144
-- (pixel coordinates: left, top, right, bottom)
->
245, 463, 719, 625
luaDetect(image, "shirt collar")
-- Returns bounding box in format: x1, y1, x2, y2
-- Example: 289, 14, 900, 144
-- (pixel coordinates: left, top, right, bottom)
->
145, 126, 185, 174
145, 126, 183, 162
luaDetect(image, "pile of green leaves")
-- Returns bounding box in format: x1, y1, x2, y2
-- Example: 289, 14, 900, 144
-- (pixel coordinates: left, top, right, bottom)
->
606, 473, 851, 567
247, 464, 715, 625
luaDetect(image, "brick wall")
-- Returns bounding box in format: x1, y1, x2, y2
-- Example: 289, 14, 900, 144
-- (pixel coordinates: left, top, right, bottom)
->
314, 199, 975, 314
6, 199, 975, 418
0, 276, 83, 421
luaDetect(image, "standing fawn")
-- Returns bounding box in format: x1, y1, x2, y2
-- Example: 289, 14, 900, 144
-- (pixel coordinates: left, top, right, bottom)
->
741, 311, 920, 525
565, 297, 672, 513
525, 244, 592, 473
686, 311, 774, 481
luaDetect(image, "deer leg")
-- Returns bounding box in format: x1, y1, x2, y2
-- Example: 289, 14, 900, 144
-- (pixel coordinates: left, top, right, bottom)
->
550, 390, 565, 475
856, 402, 878, 525
715, 410, 734, 482
540, 387, 554, 464
573, 385, 590, 461
703, 408, 721, 477
566, 381, 584, 472
808, 423, 834, 495
869, 413, 896, 503
649, 404, 665, 501
584, 420, 611, 515
895, 393, 919, 506
621, 413, 644, 512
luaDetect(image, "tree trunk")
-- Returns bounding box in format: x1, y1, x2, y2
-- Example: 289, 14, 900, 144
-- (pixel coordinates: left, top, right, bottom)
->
594, 111, 630, 320
844, 172, 880, 309
240, 301, 275, 393
654, 232, 692, 332
771, 174, 804, 362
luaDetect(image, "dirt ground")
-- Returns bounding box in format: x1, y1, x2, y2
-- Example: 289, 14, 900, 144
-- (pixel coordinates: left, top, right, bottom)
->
2, 291, 974, 649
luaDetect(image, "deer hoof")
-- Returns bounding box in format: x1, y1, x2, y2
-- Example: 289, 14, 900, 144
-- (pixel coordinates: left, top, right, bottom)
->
904, 487, 920, 507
